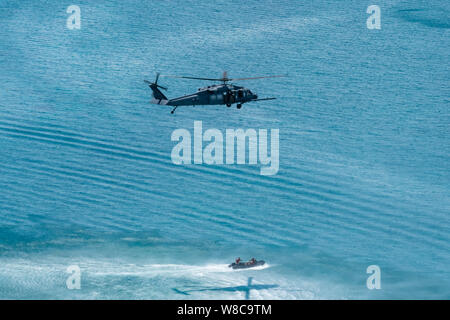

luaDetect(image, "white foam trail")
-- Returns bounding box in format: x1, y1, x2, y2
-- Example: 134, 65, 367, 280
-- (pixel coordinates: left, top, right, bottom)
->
92, 263, 271, 276
0, 257, 344, 299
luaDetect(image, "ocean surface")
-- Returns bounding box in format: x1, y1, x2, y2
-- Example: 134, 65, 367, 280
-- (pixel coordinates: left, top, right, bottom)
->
0, 0, 449, 299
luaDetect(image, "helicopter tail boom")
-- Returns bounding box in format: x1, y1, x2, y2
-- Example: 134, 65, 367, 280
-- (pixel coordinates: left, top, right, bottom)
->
145, 82, 168, 101
151, 98, 169, 105
150, 85, 168, 100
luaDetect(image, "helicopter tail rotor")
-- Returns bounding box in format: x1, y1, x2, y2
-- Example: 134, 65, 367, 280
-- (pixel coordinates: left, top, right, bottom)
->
145, 72, 168, 101
144, 72, 168, 91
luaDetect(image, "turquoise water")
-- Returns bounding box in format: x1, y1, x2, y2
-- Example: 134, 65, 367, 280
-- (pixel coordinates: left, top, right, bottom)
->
0, 0, 449, 299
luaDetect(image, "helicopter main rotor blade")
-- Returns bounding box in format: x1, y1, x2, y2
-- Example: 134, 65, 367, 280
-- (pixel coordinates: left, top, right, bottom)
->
251, 97, 277, 101
161, 74, 286, 82
161, 75, 224, 81
228, 75, 286, 81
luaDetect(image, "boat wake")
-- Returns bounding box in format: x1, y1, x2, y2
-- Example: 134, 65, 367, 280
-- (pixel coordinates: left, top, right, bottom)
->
92, 263, 271, 277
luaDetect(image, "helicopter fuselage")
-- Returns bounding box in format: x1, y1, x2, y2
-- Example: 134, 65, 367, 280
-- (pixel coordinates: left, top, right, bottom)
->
154, 84, 258, 107
145, 71, 279, 113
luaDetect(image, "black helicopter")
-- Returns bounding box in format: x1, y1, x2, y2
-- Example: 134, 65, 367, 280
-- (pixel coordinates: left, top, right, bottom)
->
144, 72, 283, 114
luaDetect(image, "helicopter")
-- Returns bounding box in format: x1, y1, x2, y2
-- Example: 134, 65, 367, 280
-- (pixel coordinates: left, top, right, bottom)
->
144, 72, 284, 114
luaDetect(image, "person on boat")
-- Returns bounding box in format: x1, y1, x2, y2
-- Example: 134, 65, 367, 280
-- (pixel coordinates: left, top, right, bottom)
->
235, 257, 241, 264
250, 258, 256, 264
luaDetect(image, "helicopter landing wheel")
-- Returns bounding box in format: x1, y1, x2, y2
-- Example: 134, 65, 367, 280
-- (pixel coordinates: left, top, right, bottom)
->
226, 104, 231, 107
237, 104, 242, 109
